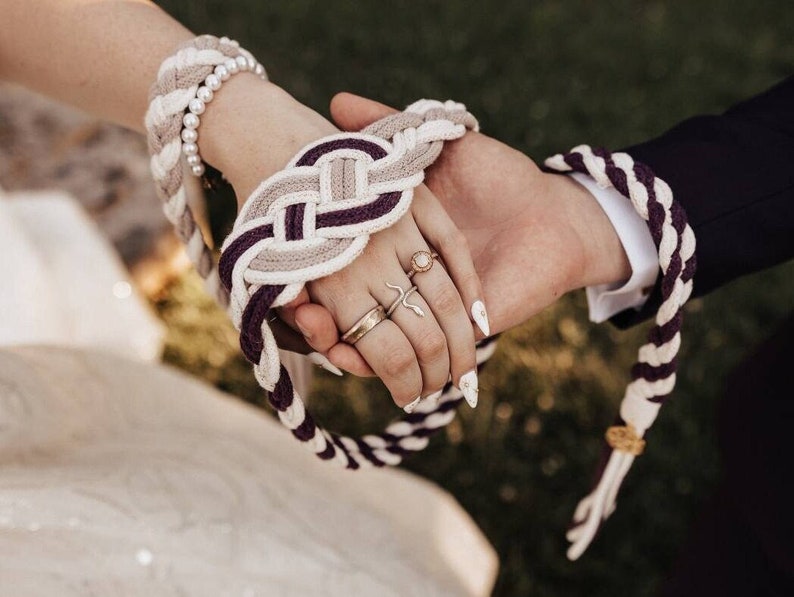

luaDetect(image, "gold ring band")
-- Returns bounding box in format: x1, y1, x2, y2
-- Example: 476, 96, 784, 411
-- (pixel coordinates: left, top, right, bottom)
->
341, 305, 387, 345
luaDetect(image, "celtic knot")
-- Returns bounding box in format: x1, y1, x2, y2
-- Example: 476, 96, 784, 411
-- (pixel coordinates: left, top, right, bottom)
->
218, 100, 478, 389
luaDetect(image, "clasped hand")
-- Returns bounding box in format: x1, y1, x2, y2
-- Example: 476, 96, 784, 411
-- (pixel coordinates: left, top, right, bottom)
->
207, 81, 629, 411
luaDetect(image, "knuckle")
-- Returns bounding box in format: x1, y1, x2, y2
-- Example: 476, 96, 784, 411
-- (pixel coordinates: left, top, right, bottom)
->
439, 228, 468, 253
382, 348, 416, 380
430, 285, 462, 318
458, 269, 481, 294
416, 330, 447, 363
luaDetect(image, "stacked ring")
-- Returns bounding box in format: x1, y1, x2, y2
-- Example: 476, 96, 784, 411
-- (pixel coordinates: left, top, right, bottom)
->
341, 305, 387, 344
385, 282, 424, 317
406, 250, 439, 279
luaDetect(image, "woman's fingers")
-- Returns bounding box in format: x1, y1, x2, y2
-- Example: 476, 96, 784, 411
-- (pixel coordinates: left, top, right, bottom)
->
267, 315, 312, 354
397, 236, 479, 408
412, 186, 490, 339
369, 272, 451, 406
333, 297, 424, 410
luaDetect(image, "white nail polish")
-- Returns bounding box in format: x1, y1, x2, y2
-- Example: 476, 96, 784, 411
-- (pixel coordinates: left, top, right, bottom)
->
426, 389, 444, 406
471, 300, 490, 337
308, 352, 343, 376
403, 396, 422, 413
458, 370, 479, 408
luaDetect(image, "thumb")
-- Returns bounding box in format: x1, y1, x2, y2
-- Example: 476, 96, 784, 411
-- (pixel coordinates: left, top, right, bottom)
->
329, 92, 398, 132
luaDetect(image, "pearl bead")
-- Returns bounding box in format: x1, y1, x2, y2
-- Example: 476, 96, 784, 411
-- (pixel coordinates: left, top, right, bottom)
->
186, 154, 202, 166
205, 74, 221, 91
246, 56, 257, 71
196, 86, 214, 103
181, 128, 198, 143
225, 58, 239, 74
219, 36, 230, 44
236, 55, 248, 70
182, 142, 198, 156
188, 98, 205, 115
191, 164, 205, 177
183, 113, 200, 129
214, 64, 229, 81
230, 39, 240, 48
254, 63, 265, 78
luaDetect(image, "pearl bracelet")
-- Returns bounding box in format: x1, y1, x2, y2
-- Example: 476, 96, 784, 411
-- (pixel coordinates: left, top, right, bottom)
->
181, 37, 268, 177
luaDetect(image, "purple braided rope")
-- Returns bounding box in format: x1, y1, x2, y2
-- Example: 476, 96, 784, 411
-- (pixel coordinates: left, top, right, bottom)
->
545, 145, 696, 559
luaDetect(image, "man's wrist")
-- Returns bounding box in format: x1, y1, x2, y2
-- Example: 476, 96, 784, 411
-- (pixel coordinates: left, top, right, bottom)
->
544, 173, 632, 291
570, 172, 660, 322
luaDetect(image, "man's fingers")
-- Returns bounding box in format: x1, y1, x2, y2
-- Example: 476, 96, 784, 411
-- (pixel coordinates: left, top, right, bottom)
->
326, 343, 376, 377
329, 92, 398, 132
295, 301, 376, 377
268, 316, 312, 354
293, 302, 342, 353
411, 187, 490, 339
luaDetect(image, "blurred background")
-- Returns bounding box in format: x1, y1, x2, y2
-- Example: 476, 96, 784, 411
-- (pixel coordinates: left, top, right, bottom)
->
5, 1, 793, 595
153, 2, 794, 594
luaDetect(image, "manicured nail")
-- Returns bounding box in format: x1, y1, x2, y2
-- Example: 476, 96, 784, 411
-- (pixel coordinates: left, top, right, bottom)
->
458, 370, 479, 408
308, 352, 343, 376
403, 395, 422, 413
426, 389, 444, 406
471, 300, 490, 337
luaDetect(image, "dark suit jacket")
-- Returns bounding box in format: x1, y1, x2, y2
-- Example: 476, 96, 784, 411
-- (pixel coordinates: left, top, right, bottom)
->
612, 75, 794, 327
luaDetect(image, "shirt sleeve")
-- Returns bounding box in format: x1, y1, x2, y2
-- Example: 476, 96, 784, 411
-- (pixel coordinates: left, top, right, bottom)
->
571, 173, 660, 323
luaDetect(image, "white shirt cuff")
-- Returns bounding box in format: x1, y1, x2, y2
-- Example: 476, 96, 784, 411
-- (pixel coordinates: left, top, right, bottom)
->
570, 172, 660, 323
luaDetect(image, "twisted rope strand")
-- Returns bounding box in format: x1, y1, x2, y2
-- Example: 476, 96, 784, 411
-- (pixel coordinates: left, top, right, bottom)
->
545, 145, 696, 560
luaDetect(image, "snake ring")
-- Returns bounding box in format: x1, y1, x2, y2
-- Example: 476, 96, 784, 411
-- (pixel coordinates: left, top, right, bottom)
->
385, 282, 425, 317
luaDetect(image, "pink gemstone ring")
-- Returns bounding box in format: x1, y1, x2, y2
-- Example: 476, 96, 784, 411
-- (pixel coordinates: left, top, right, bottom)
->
406, 250, 438, 279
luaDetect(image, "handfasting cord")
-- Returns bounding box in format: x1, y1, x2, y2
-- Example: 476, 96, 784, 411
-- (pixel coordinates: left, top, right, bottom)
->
146, 35, 493, 470
147, 35, 696, 557
545, 145, 697, 560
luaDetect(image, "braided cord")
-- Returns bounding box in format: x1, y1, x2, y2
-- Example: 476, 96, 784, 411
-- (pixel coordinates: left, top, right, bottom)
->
545, 145, 696, 560
146, 35, 245, 308
146, 36, 486, 470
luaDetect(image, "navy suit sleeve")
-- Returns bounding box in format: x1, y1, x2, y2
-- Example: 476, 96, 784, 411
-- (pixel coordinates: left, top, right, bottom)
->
611, 76, 794, 328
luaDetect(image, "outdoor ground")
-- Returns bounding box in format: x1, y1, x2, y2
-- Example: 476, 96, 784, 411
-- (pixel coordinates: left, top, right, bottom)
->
153, 2, 794, 595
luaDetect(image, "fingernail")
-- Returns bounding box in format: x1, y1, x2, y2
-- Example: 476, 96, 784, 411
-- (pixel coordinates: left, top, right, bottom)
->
308, 352, 343, 376
295, 319, 312, 341
458, 370, 479, 408
426, 389, 444, 406
471, 300, 490, 337
403, 395, 422, 413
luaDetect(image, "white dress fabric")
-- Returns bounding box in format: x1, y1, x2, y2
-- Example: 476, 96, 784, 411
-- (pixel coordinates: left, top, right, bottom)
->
0, 189, 497, 596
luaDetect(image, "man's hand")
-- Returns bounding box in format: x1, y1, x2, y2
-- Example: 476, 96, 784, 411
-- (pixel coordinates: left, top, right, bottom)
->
323, 93, 630, 334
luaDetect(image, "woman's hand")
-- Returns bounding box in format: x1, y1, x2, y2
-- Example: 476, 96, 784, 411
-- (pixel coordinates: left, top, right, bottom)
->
201, 80, 485, 409
303, 186, 484, 410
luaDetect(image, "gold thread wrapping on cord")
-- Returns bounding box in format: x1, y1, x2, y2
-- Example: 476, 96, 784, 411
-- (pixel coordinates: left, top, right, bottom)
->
605, 424, 646, 456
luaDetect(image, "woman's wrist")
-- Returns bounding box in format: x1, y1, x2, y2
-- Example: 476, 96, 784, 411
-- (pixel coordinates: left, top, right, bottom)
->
198, 77, 336, 202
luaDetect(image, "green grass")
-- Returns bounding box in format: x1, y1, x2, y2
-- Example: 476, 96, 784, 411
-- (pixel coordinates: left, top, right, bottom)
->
153, 1, 794, 594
